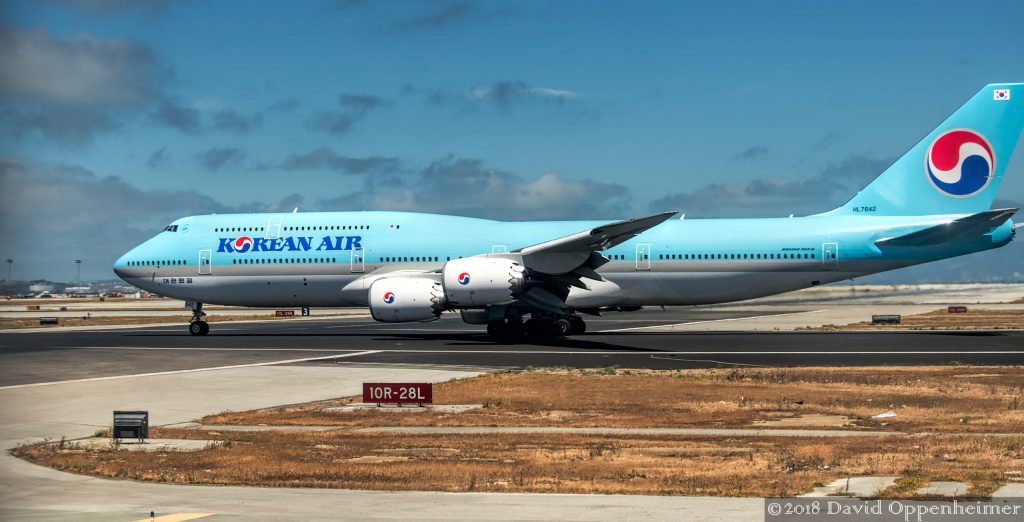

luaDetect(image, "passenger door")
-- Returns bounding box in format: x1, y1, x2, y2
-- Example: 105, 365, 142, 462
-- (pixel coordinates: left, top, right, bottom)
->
351, 247, 365, 273
198, 249, 212, 275
822, 243, 838, 270
265, 215, 283, 240
635, 243, 651, 271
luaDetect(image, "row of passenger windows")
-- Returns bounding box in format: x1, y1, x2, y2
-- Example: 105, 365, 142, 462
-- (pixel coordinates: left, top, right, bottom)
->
658, 252, 817, 260
131, 252, 830, 269
230, 256, 450, 264
233, 258, 337, 264
381, 256, 444, 263
213, 225, 373, 233
128, 260, 186, 267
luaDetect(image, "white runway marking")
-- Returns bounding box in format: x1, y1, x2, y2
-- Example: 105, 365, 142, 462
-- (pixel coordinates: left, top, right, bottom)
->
30, 347, 1024, 356
70, 347, 373, 352
0, 350, 380, 390
599, 310, 826, 332
376, 349, 1024, 355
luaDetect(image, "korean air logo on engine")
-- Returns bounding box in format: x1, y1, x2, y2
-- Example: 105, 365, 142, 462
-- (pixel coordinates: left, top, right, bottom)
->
382, 291, 395, 304
233, 236, 253, 253
457, 272, 471, 285
926, 129, 995, 197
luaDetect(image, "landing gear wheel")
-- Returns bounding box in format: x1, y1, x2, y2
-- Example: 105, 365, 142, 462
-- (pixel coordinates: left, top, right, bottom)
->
486, 321, 508, 339
569, 316, 587, 335
524, 318, 547, 338
189, 321, 209, 336
552, 318, 573, 337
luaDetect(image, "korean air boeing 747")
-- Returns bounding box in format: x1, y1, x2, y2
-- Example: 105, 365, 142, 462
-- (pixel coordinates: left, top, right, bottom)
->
114, 84, 1022, 337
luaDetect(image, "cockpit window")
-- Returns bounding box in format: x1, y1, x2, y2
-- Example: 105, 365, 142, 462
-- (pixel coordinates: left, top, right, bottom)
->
163, 225, 179, 232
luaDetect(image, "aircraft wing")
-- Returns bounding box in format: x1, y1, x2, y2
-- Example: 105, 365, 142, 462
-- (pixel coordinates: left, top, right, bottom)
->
515, 211, 678, 256
875, 208, 1018, 247
358, 211, 678, 315
487, 211, 677, 314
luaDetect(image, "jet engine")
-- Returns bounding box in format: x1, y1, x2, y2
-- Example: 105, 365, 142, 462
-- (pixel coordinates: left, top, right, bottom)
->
442, 257, 526, 307
368, 277, 446, 323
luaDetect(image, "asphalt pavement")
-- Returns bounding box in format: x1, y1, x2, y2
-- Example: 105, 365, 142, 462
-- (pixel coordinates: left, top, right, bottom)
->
2, 307, 1021, 387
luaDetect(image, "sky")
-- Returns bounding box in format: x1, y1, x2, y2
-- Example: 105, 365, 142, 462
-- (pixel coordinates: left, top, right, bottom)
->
1, 0, 1023, 282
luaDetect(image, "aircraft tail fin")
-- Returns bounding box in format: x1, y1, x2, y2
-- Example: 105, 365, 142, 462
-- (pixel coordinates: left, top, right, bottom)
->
828, 83, 1024, 216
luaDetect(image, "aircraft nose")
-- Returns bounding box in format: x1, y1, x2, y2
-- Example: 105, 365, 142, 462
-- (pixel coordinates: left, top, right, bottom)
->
113, 246, 139, 281
112, 254, 129, 280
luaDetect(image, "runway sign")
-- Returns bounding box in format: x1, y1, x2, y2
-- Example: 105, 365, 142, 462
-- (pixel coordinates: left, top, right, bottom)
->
871, 314, 901, 325
363, 383, 432, 405
948, 306, 968, 313
275, 310, 295, 317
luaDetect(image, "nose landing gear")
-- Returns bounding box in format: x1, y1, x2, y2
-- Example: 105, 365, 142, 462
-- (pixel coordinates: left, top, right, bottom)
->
189, 320, 209, 336
188, 302, 209, 336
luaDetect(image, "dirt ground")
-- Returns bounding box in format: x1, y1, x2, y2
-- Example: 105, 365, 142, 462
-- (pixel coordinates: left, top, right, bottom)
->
809, 308, 1024, 331
15, 367, 1024, 498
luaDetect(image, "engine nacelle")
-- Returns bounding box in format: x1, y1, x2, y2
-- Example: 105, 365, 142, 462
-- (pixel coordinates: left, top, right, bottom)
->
368, 277, 446, 323
442, 257, 526, 307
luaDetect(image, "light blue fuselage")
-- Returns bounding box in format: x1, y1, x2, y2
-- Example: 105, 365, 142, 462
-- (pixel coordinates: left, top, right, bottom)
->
113, 210, 1015, 308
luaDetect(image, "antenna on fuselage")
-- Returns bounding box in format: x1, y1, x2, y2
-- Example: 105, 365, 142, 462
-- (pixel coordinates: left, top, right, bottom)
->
292, 208, 299, 213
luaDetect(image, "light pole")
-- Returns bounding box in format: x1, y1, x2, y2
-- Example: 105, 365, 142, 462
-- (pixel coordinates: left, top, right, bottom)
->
4, 259, 10, 281
75, 259, 82, 286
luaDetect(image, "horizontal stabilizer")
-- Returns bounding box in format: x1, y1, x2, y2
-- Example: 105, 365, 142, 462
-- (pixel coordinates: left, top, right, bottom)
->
875, 208, 1017, 247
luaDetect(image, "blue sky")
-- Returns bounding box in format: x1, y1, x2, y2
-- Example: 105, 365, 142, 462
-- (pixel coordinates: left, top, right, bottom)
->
1, 0, 1022, 281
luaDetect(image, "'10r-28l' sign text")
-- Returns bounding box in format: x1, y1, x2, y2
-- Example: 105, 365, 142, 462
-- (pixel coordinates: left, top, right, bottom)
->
363, 383, 432, 405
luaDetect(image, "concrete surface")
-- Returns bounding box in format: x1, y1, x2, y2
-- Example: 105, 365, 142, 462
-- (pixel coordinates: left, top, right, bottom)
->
356, 426, 904, 437
0, 461, 763, 521
800, 476, 900, 498
176, 424, 346, 432
70, 438, 222, 451
992, 483, 1024, 497
914, 481, 968, 496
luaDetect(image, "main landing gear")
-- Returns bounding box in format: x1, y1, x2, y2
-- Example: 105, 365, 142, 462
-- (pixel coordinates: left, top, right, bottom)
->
188, 302, 209, 336
487, 313, 586, 340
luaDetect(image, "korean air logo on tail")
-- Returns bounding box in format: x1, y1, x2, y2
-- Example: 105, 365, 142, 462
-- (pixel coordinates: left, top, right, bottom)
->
457, 272, 471, 285
926, 129, 995, 197
383, 291, 395, 304
233, 236, 253, 253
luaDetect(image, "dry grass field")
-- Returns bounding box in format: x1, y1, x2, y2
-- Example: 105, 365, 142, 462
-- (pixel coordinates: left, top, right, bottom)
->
204, 367, 1024, 434
810, 308, 1024, 331
15, 367, 1024, 498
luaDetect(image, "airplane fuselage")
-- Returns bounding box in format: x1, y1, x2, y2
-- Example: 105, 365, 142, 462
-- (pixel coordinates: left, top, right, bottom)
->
113, 210, 1015, 308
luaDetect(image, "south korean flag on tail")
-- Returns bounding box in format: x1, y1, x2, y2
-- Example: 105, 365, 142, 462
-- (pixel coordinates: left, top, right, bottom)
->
993, 89, 1010, 101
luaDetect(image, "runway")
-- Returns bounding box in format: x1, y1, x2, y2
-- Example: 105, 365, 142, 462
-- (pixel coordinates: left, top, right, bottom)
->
2, 306, 1021, 387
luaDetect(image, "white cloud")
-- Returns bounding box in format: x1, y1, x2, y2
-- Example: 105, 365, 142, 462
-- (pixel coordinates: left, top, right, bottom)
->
529, 87, 578, 99
0, 27, 168, 108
